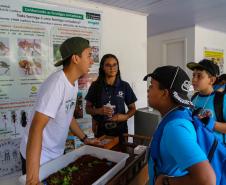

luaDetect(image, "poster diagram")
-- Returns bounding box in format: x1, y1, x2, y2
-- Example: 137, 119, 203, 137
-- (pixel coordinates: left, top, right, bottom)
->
0, 37, 9, 56
0, 59, 10, 76
0, 138, 21, 177
53, 44, 61, 65
0, 37, 10, 76
92, 46, 99, 64
17, 39, 42, 76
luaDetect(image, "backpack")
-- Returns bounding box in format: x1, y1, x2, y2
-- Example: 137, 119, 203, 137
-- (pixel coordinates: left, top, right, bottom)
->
223, 87, 226, 93
150, 107, 226, 185
192, 91, 226, 144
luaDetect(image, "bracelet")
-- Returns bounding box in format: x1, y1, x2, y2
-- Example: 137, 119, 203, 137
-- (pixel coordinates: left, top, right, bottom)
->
80, 134, 88, 142
163, 177, 170, 185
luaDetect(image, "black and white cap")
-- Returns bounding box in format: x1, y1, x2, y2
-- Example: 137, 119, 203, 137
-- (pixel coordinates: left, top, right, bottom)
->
143, 65, 193, 107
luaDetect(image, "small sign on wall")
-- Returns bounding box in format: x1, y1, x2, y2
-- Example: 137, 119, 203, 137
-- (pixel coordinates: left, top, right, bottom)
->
204, 47, 224, 74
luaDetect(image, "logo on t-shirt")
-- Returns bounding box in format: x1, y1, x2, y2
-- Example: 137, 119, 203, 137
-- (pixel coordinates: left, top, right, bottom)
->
65, 98, 76, 113
117, 91, 124, 98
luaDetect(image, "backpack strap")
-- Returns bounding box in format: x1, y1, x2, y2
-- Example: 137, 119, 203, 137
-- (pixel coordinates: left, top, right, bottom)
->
223, 86, 226, 93
214, 91, 224, 122
214, 91, 225, 144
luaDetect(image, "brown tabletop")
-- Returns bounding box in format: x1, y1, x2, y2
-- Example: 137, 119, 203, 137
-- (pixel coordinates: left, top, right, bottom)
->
106, 142, 148, 185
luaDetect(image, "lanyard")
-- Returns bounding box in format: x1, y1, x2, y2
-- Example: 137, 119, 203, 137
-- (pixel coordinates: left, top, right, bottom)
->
104, 85, 115, 103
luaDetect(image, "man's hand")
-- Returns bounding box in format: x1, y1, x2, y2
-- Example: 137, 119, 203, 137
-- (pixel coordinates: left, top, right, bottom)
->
26, 178, 43, 185
84, 137, 99, 145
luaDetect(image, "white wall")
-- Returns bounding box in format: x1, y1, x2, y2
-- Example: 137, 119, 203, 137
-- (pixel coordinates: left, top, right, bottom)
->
147, 27, 195, 74
195, 26, 226, 72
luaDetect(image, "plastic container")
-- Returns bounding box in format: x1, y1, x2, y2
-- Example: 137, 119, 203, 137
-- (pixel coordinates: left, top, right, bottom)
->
18, 145, 129, 185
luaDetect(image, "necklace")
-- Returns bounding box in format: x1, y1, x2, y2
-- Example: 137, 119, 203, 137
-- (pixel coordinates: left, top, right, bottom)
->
161, 105, 181, 122
193, 93, 212, 110
104, 86, 113, 102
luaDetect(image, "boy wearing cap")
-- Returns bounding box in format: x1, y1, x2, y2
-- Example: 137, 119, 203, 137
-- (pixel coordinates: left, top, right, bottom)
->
20, 37, 94, 185
144, 66, 215, 185
187, 59, 226, 144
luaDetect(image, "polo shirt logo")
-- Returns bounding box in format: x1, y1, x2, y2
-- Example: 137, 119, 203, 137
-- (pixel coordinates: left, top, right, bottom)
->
117, 91, 124, 98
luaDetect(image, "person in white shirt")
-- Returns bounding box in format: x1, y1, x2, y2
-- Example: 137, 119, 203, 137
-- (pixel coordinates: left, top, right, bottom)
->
20, 37, 94, 185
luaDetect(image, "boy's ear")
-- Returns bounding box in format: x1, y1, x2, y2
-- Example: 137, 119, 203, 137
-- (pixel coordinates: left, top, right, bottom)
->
72, 54, 79, 64
210, 76, 217, 85
162, 88, 170, 99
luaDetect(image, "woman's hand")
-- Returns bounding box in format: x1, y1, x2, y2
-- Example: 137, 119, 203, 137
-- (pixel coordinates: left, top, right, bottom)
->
97, 106, 113, 117
108, 114, 129, 122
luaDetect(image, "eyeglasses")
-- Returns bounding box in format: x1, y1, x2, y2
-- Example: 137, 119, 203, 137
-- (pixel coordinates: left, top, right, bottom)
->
104, 63, 118, 68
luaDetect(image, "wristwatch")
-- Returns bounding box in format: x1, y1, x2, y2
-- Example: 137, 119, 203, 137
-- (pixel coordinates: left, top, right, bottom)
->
163, 177, 170, 185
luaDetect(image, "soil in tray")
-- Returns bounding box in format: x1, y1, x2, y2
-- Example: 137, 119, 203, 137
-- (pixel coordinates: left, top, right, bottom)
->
44, 155, 116, 185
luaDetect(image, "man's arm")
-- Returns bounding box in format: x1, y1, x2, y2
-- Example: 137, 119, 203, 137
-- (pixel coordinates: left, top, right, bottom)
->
69, 117, 87, 141
155, 160, 216, 185
26, 111, 49, 185
70, 117, 98, 144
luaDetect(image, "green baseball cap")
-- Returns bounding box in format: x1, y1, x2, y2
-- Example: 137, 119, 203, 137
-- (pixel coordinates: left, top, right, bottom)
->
54, 37, 90, 67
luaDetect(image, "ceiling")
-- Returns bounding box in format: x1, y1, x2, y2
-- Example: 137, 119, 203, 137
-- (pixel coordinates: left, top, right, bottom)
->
88, 0, 226, 36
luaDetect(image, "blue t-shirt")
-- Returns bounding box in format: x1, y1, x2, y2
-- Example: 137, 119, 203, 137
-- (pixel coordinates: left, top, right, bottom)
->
192, 92, 226, 143
148, 117, 207, 185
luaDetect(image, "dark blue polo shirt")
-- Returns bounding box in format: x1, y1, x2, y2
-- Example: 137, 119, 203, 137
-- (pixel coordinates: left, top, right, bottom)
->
85, 78, 137, 136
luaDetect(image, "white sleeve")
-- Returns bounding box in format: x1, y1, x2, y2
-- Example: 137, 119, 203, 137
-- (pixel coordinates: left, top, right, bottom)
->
35, 79, 63, 119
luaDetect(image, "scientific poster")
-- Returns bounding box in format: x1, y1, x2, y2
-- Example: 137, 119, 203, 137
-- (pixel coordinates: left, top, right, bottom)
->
0, 0, 101, 138
0, 0, 101, 177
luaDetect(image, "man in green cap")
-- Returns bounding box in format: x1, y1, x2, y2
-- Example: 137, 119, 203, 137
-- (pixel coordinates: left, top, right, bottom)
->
20, 37, 94, 185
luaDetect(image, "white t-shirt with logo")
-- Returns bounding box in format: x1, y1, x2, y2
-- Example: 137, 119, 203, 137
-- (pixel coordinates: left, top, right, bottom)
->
20, 70, 78, 165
